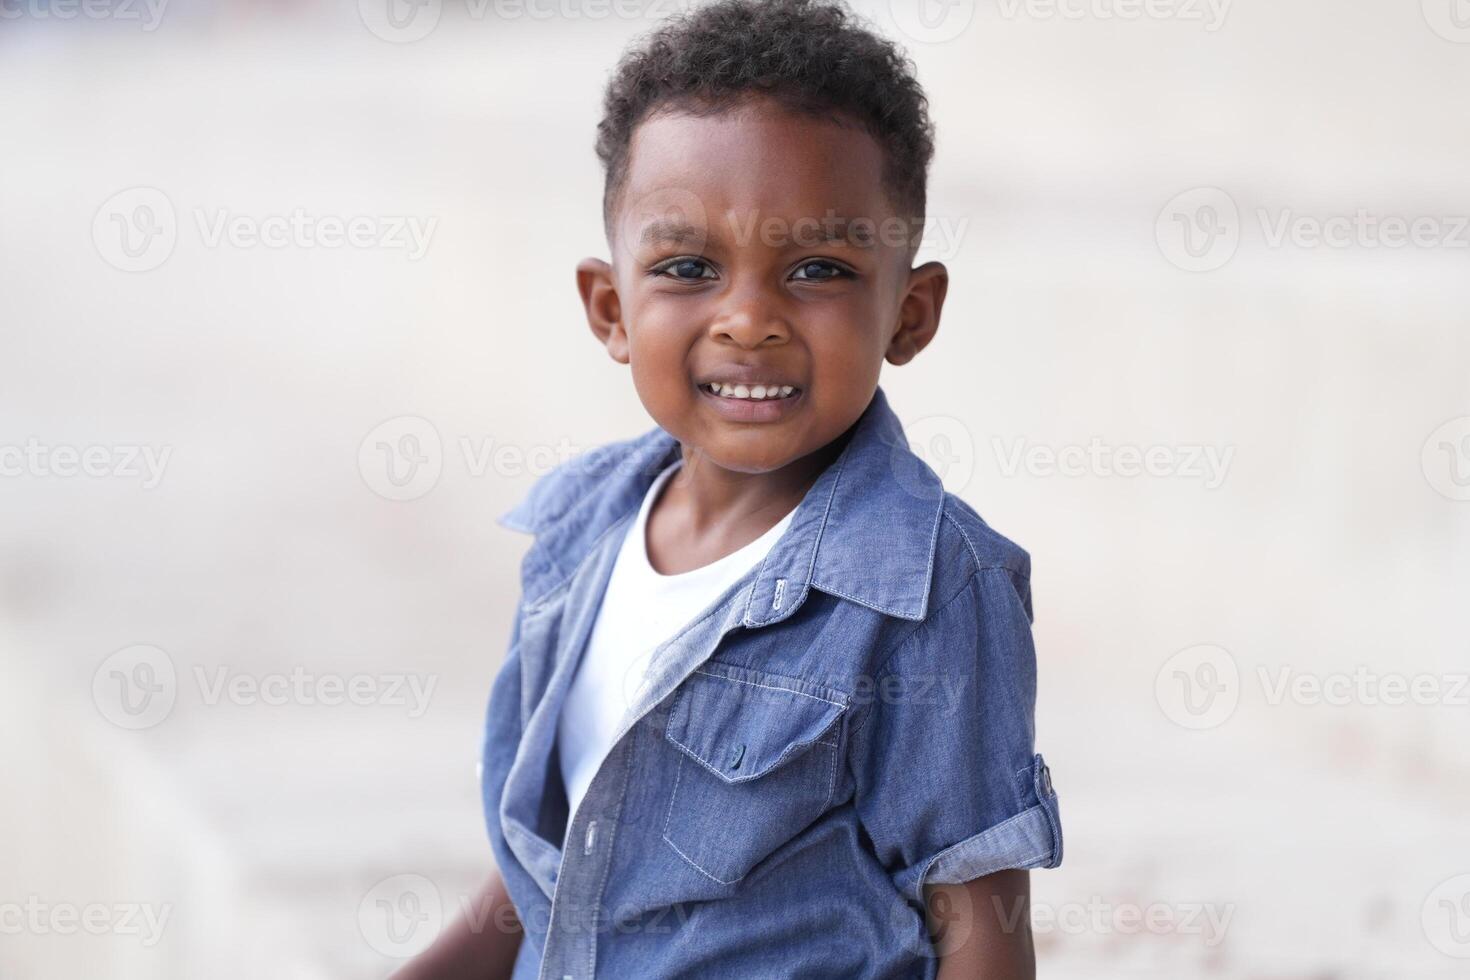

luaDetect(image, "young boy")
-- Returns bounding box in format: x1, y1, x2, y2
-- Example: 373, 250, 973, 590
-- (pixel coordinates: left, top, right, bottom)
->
397, 0, 1061, 975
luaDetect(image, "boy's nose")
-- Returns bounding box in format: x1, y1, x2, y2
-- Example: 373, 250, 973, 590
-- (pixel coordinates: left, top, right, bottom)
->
708, 290, 791, 349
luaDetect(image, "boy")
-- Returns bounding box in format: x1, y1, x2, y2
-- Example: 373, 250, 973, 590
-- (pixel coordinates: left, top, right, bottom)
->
397, 0, 1062, 975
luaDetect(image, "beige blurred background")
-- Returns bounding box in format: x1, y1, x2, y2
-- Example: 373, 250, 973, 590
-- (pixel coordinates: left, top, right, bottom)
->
3, 1, 1469, 976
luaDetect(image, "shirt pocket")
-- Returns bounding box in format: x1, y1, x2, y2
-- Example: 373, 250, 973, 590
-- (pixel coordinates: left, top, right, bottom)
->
661, 665, 849, 885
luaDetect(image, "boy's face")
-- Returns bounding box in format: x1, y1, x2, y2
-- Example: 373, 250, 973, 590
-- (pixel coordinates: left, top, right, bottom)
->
577, 98, 947, 475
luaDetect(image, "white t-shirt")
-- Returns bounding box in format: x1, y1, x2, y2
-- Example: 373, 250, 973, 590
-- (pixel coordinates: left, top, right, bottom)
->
556, 458, 799, 825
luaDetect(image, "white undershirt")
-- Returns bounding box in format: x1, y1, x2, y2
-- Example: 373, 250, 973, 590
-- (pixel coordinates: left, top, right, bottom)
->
555, 458, 799, 825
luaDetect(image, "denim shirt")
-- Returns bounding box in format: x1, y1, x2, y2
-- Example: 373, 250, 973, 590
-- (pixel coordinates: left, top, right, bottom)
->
481, 385, 1063, 980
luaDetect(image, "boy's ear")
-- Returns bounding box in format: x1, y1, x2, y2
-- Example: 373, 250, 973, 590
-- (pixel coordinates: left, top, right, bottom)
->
576, 258, 629, 364
886, 260, 948, 366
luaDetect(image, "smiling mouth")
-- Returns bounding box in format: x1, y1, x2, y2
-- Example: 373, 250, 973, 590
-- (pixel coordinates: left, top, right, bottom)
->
699, 381, 801, 401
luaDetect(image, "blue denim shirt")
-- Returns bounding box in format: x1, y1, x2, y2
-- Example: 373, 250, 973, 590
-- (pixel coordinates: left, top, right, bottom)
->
481, 385, 1063, 980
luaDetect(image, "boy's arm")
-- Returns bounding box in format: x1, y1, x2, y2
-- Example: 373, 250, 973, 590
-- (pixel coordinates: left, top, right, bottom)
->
925, 869, 1035, 980
389, 869, 522, 980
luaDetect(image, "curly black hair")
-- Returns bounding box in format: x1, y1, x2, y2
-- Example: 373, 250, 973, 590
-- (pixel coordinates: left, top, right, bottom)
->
595, 0, 935, 235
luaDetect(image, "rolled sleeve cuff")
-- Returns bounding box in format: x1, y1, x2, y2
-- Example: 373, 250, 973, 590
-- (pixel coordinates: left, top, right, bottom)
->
906, 754, 1064, 903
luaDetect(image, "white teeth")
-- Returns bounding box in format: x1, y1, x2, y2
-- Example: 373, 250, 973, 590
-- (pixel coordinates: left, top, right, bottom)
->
704, 382, 797, 400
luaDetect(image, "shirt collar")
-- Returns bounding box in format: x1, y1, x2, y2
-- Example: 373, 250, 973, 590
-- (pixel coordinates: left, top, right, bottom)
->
499, 384, 945, 624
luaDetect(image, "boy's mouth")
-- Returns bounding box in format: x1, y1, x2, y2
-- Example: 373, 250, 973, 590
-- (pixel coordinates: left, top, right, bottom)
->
695, 378, 805, 423
698, 381, 800, 401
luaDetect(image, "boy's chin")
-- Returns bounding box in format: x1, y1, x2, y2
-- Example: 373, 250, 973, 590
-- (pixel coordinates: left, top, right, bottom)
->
678, 431, 811, 477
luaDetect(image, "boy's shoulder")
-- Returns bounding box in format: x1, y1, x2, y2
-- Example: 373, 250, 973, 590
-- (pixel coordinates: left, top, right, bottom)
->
936, 491, 1030, 578
928, 491, 1033, 621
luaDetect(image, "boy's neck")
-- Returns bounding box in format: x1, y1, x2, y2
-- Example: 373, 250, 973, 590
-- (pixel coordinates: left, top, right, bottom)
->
643, 426, 855, 574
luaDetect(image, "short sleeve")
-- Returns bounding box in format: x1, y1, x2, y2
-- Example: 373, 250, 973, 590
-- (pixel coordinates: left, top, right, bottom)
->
849, 566, 1063, 904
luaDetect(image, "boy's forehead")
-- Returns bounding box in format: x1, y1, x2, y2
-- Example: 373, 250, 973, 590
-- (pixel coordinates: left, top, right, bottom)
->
617, 105, 897, 241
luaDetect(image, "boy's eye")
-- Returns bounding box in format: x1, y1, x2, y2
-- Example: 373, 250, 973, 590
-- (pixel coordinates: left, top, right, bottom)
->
654, 257, 717, 281
790, 260, 850, 282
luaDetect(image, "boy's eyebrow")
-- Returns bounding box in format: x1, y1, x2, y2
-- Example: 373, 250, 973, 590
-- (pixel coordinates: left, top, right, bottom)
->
639, 218, 706, 248
637, 214, 882, 249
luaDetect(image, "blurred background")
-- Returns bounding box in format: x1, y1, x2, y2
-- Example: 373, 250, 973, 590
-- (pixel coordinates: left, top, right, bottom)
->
3, 0, 1469, 976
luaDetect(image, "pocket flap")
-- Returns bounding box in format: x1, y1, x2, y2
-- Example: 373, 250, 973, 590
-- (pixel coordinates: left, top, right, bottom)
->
665, 666, 848, 784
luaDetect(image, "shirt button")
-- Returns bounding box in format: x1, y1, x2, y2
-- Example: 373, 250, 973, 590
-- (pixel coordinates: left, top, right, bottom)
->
728, 743, 745, 770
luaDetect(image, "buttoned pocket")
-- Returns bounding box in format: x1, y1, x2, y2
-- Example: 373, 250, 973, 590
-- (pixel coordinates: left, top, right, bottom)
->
662, 665, 848, 885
